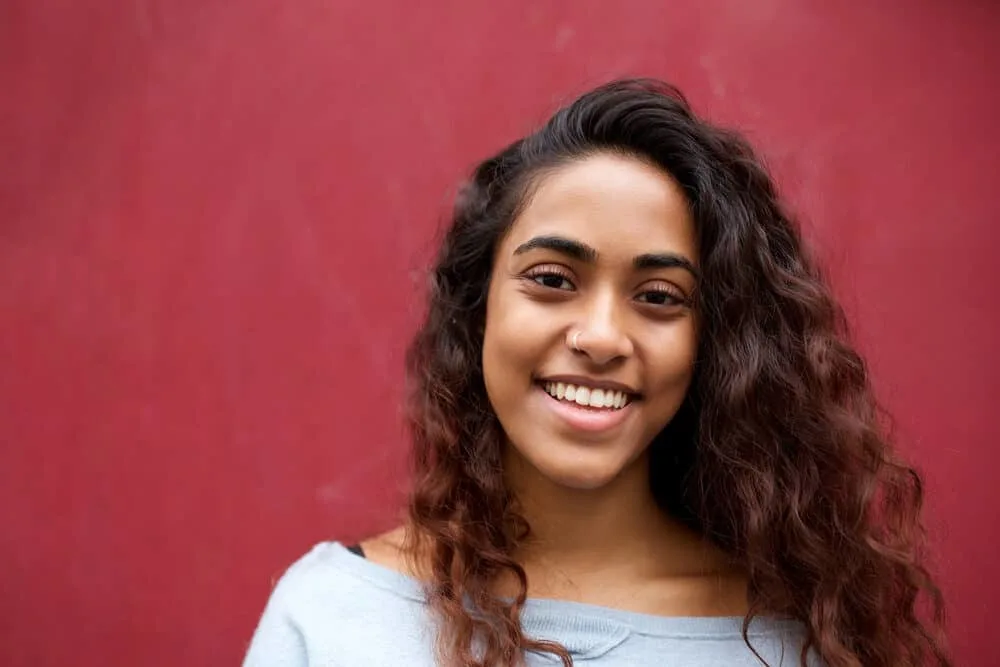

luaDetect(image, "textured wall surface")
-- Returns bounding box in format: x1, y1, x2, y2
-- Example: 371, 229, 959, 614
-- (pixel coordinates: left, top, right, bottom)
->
1, 1, 996, 664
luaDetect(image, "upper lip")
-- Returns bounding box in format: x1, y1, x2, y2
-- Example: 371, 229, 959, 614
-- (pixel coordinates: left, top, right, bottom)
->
537, 374, 640, 397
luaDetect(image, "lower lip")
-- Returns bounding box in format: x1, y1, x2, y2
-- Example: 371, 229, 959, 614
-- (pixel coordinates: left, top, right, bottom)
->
537, 385, 634, 433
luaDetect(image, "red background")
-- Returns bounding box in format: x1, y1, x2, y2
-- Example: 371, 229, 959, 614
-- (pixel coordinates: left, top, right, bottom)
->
2, 1, 997, 664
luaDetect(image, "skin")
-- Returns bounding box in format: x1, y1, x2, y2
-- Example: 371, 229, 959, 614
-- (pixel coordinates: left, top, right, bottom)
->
366, 153, 747, 616
483, 152, 700, 493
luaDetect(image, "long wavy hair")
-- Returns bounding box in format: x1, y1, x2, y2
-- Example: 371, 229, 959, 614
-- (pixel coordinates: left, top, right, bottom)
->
403, 79, 949, 667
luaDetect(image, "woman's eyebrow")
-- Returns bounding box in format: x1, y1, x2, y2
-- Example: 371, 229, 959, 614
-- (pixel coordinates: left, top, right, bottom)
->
512, 235, 597, 263
513, 235, 699, 280
633, 252, 699, 279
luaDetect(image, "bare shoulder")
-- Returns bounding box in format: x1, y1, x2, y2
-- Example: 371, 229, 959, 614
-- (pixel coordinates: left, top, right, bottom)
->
359, 525, 422, 577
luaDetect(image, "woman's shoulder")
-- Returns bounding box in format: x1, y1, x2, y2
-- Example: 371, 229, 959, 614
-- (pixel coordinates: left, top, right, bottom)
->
269, 541, 356, 594
256, 542, 366, 621
270, 532, 423, 609
358, 525, 423, 575
242, 536, 432, 666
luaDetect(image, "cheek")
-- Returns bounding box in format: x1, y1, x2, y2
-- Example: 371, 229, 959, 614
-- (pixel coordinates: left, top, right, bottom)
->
644, 323, 698, 396
482, 288, 529, 398
482, 288, 561, 412
484, 289, 546, 364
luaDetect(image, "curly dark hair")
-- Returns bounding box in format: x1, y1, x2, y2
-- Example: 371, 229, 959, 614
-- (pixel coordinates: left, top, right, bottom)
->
403, 78, 949, 667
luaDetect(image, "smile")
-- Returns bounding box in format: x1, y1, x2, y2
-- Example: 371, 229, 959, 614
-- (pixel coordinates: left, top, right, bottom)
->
536, 381, 636, 434
542, 381, 632, 410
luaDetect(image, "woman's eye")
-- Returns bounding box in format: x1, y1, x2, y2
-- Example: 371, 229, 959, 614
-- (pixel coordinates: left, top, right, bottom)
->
532, 273, 574, 290
636, 289, 684, 306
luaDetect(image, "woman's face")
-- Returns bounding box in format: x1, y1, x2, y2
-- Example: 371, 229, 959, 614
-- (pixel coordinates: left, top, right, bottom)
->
482, 153, 699, 491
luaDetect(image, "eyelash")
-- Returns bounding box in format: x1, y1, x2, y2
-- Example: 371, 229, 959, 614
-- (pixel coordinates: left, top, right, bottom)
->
522, 266, 688, 307
524, 266, 575, 291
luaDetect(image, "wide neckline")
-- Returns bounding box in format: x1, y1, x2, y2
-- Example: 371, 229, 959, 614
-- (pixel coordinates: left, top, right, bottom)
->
321, 541, 803, 639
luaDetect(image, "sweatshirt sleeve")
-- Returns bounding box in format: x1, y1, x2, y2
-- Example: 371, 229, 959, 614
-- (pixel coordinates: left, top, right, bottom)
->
241, 568, 310, 667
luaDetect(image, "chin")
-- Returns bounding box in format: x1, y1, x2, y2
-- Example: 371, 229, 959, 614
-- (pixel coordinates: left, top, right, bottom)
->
522, 446, 638, 492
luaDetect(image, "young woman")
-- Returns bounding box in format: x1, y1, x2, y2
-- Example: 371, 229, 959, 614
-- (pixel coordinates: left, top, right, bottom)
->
243, 79, 949, 666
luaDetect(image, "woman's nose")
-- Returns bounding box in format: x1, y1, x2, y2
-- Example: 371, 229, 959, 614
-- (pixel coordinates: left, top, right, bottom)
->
569, 293, 634, 365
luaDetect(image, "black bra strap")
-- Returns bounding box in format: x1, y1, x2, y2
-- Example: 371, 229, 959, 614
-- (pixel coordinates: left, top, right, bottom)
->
345, 543, 366, 558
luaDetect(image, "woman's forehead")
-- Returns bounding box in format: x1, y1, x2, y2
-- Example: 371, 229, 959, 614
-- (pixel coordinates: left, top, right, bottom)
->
501, 154, 698, 264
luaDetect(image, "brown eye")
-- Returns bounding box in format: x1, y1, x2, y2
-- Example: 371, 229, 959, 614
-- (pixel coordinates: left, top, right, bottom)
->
636, 288, 684, 306
532, 273, 574, 290
523, 265, 576, 291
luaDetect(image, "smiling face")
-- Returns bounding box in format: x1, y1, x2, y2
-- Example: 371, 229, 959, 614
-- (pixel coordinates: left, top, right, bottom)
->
482, 153, 700, 491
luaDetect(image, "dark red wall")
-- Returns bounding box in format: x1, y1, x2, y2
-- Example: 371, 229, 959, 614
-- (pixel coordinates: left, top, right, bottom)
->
2, 1, 996, 664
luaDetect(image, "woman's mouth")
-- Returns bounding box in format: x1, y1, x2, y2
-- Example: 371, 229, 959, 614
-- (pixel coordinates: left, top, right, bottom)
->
541, 381, 633, 410
536, 381, 637, 434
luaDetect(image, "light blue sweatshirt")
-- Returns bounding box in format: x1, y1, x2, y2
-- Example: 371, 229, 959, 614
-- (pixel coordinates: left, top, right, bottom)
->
243, 542, 818, 666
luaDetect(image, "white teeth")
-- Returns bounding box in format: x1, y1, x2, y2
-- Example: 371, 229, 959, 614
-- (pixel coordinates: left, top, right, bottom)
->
542, 382, 630, 410
589, 389, 604, 408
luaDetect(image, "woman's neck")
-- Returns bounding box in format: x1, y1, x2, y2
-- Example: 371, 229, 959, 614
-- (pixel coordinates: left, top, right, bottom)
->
367, 447, 748, 616
502, 447, 736, 591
